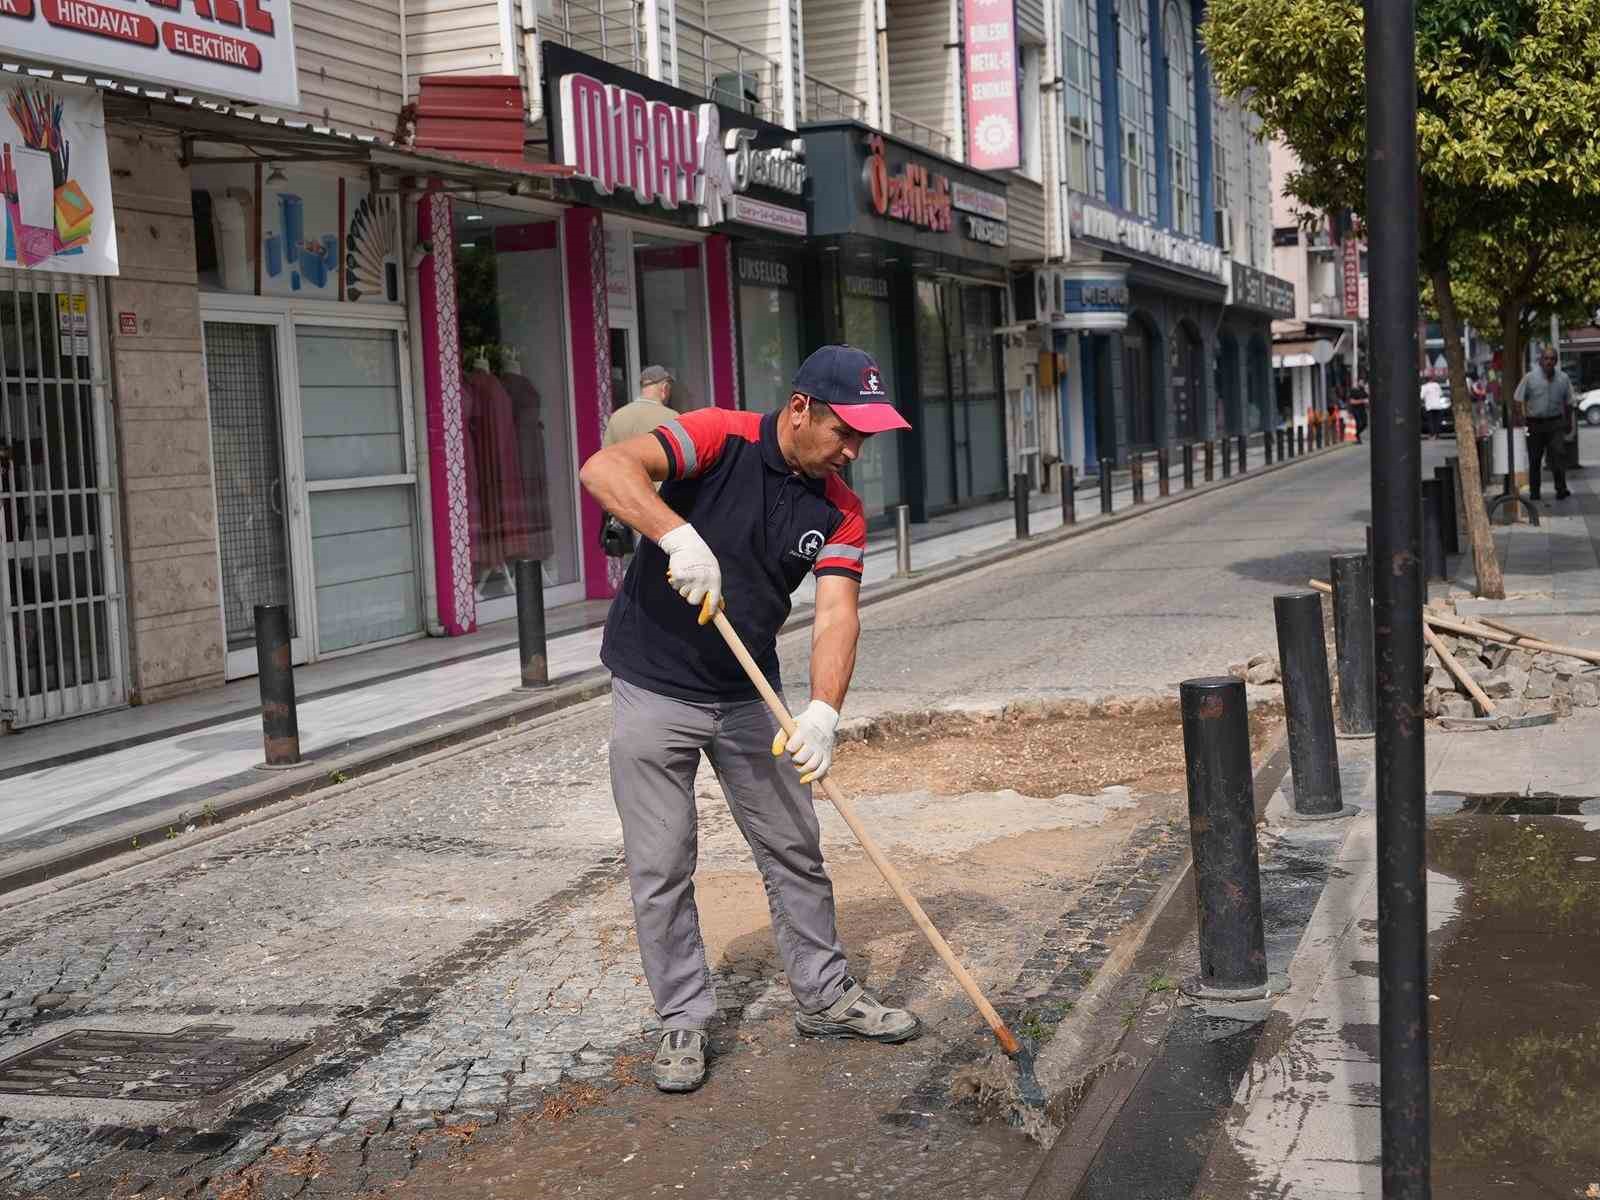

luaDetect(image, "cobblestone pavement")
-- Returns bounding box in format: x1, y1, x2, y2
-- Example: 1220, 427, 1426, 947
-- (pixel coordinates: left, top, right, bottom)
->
0, 448, 1370, 1199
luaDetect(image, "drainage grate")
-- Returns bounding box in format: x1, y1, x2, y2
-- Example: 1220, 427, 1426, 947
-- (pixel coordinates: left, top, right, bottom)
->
0, 1024, 309, 1101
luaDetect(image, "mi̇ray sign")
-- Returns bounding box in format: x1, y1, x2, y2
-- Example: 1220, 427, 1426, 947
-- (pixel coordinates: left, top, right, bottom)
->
548, 46, 807, 234
0, 0, 298, 108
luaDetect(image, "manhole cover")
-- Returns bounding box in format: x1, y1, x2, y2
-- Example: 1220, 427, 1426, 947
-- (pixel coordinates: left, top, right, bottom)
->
0, 1024, 309, 1101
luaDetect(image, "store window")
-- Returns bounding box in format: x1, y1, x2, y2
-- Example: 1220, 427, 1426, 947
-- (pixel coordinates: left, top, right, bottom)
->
454, 208, 582, 606
841, 271, 903, 517
737, 246, 804, 412
635, 235, 712, 410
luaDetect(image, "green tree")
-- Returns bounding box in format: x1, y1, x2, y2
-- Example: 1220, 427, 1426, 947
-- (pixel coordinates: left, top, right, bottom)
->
1205, 0, 1600, 599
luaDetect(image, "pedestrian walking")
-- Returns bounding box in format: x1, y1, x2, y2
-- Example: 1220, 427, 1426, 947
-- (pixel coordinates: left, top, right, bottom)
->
1348, 378, 1370, 443
1515, 347, 1576, 501
579, 345, 919, 1095
1421, 377, 1448, 439
604, 364, 678, 448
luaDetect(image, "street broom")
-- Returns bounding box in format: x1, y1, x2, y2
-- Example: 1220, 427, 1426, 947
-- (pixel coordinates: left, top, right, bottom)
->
708, 609, 1047, 1110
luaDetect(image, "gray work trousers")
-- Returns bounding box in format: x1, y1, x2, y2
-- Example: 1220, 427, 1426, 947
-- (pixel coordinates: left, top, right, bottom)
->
608, 676, 850, 1030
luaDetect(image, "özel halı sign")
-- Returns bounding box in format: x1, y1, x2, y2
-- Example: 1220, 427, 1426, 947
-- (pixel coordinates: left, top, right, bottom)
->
2, 0, 297, 108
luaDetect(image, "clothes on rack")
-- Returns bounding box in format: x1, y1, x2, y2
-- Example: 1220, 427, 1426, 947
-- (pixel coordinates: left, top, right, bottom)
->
463, 367, 534, 575
497, 369, 555, 562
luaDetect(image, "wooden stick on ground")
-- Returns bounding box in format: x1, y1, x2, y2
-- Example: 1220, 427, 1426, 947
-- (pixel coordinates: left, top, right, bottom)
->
1424, 610, 1600, 667
1475, 615, 1545, 643
1309, 578, 1332, 595
1423, 623, 1496, 716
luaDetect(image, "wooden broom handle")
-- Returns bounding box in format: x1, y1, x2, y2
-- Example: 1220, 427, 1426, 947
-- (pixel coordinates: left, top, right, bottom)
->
709, 611, 1021, 1055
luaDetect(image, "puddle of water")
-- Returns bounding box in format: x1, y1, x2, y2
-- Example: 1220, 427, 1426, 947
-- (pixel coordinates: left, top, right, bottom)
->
1429, 812, 1600, 1194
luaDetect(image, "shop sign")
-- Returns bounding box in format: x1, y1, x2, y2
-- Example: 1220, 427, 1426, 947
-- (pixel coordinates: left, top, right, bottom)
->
1, 80, 116, 275
951, 182, 1008, 223
1069, 194, 1226, 282
118, 310, 138, 335
863, 135, 952, 232
1230, 262, 1295, 318
1, 0, 297, 108
547, 45, 807, 235
737, 254, 796, 290
1342, 237, 1361, 318
845, 274, 890, 299
963, 214, 1008, 247
961, 0, 1020, 171
1048, 263, 1129, 332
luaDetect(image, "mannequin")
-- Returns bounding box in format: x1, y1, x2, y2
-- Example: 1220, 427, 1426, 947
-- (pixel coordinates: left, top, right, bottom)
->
463, 346, 533, 593
497, 344, 555, 563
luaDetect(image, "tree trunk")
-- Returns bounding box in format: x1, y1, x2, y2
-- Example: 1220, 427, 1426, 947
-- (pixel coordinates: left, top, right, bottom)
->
1430, 265, 1505, 599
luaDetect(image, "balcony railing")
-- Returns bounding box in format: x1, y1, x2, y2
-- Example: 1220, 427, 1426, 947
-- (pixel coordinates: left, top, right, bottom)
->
803, 73, 871, 124
891, 109, 952, 158
544, 0, 648, 76
675, 18, 782, 124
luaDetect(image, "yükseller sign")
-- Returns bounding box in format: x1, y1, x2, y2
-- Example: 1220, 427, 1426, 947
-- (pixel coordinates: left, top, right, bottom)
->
0, 0, 298, 107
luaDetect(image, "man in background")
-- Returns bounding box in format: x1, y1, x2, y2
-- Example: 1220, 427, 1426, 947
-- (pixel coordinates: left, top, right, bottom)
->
1347, 378, 1369, 444
1515, 347, 1575, 502
606, 365, 677, 447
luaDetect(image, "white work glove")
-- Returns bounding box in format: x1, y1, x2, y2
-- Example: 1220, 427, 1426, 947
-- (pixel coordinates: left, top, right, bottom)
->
658, 523, 722, 625
773, 700, 840, 784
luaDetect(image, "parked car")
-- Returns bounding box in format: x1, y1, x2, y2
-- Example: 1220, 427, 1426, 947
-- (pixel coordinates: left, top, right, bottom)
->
1580, 387, 1600, 426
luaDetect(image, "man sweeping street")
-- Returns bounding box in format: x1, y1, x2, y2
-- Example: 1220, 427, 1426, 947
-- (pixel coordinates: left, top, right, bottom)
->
579, 345, 919, 1094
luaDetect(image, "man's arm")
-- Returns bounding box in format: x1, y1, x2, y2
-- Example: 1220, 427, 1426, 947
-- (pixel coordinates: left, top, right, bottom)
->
809, 574, 861, 710
578, 434, 682, 542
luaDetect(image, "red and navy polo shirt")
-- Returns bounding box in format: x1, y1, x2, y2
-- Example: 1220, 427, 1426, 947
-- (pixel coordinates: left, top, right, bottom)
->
600, 407, 868, 704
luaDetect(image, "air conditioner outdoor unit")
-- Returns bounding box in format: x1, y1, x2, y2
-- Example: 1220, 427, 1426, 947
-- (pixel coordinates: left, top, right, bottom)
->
1215, 207, 1236, 254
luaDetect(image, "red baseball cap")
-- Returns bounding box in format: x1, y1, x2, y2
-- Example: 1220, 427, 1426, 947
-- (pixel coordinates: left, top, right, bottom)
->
791, 345, 912, 434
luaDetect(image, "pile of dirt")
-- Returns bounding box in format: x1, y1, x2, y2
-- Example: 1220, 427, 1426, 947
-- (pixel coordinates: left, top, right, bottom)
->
831, 701, 1282, 798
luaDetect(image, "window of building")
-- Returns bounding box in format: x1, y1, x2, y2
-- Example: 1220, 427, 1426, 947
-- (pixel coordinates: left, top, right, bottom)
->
1115, 0, 1156, 216
1018, 43, 1043, 180
1243, 112, 1268, 267
1061, 0, 1095, 193
1163, 1, 1199, 235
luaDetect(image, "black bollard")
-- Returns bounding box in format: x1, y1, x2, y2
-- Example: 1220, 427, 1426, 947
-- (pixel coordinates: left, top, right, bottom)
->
1158, 448, 1170, 497
1179, 676, 1268, 999
1422, 478, 1447, 580
255, 604, 301, 767
1264, 428, 1274, 465
1131, 454, 1145, 503
1434, 463, 1459, 555
1276, 428, 1286, 460
1237, 433, 1248, 473
1221, 436, 1233, 479
1013, 472, 1030, 538
1182, 442, 1195, 490
1331, 553, 1377, 738
1297, 426, 1306, 456
1316, 422, 1324, 450
515, 557, 550, 689
1099, 459, 1114, 514
1275, 592, 1346, 819
1203, 440, 1215, 482
1062, 464, 1076, 525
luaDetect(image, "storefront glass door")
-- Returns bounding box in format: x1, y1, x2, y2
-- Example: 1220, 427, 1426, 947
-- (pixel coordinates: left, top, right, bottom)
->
0, 273, 125, 727
202, 312, 311, 680
841, 281, 903, 517
635, 235, 711, 410
916, 279, 955, 510
455, 207, 584, 621
917, 278, 1007, 512
956, 285, 1006, 499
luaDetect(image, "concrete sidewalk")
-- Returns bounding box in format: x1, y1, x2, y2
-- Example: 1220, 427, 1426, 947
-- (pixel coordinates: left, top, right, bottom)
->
0, 438, 1337, 887
1192, 462, 1600, 1198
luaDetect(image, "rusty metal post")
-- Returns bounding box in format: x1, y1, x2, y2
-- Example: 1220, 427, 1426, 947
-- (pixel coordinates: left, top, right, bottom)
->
1179, 676, 1268, 999
1264, 428, 1274, 465
1014, 472, 1031, 538
1222, 435, 1233, 479
1275, 592, 1346, 817
1061, 466, 1076, 526
1182, 442, 1195, 490
1332, 552, 1377, 738
254, 604, 301, 768
515, 557, 550, 689
1131, 453, 1145, 503
1099, 459, 1114, 514
1237, 433, 1248, 473
1204, 439, 1216, 482
1158, 447, 1170, 497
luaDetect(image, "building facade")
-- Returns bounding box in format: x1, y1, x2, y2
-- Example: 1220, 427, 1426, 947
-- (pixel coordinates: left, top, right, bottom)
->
1, 0, 1284, 730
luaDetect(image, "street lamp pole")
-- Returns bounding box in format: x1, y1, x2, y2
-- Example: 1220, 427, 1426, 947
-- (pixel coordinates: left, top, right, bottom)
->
1365, 3, 1431, 1198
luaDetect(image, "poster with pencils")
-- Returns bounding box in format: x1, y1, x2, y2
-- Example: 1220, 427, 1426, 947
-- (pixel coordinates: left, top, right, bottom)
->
1, 81, 118, 276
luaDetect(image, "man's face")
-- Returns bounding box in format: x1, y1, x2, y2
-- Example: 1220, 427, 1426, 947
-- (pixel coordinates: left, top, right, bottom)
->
787, 395, 866, 478
1541, 351, 1557, 377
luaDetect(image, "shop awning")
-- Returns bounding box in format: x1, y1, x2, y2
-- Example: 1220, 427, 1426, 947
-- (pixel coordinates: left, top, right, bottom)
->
5, 63, 572, 196
1273, 338, 1335, 369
